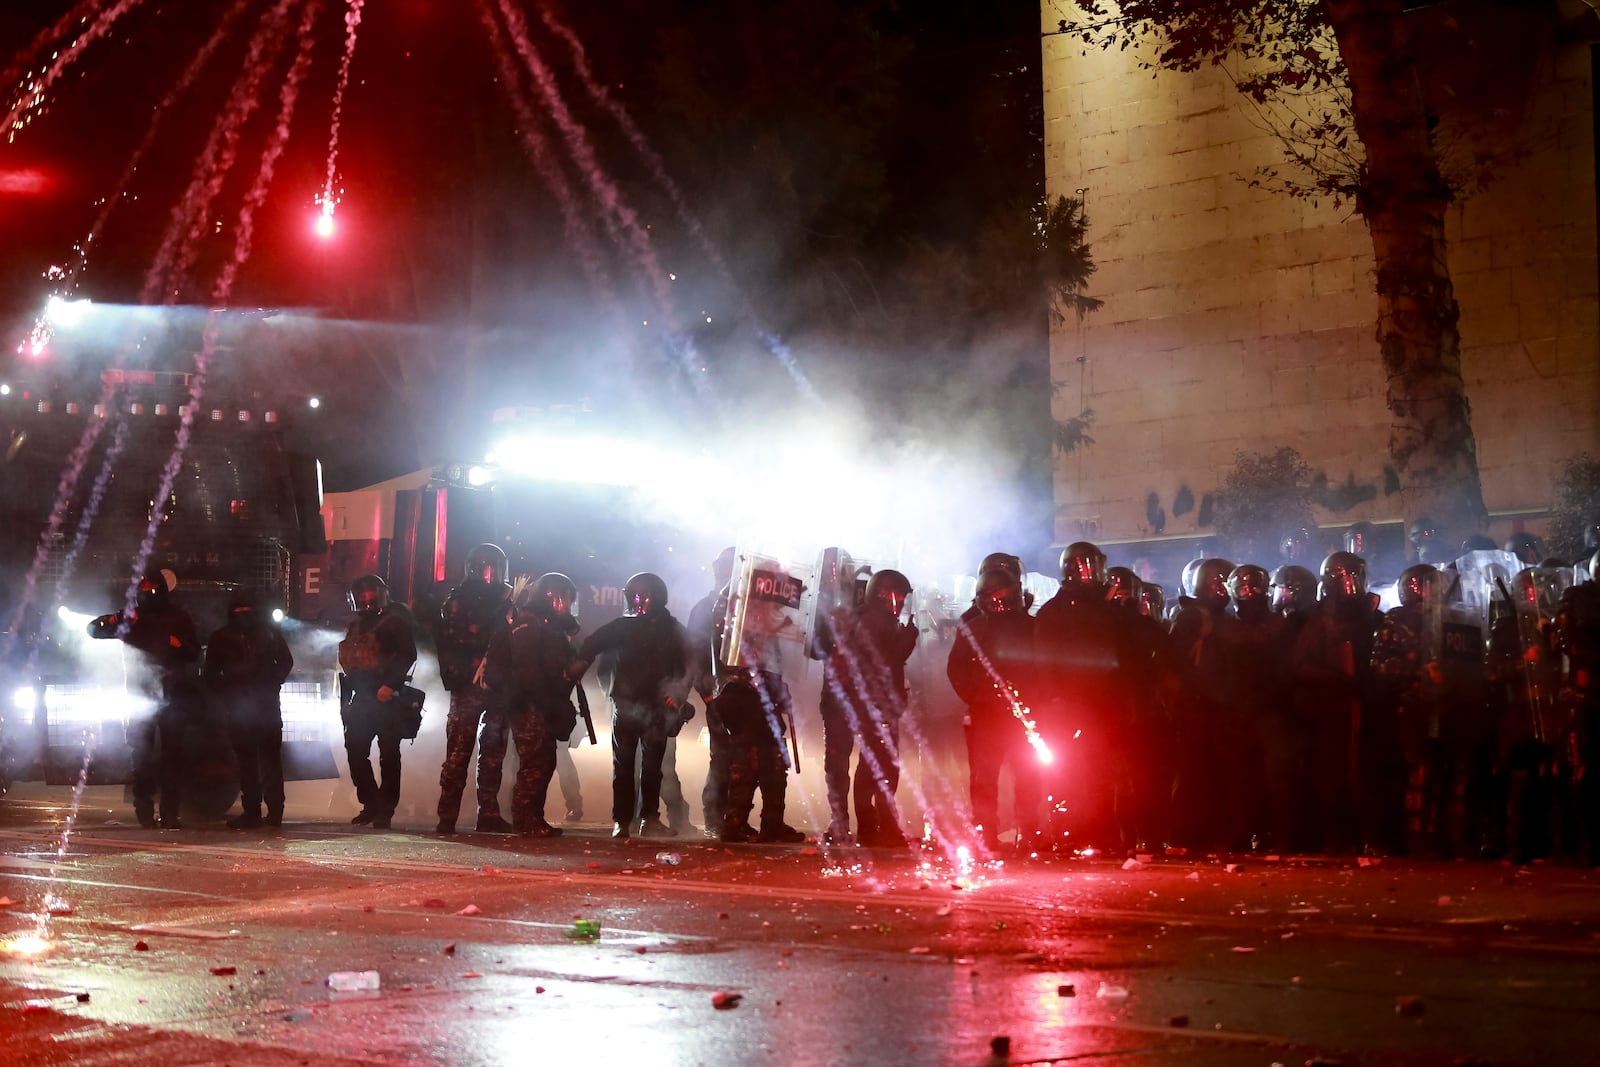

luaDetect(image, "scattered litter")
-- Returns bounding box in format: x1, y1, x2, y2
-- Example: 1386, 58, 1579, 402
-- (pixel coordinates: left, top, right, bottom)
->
481, 865, 501, 875
209, 966, 238, 976
711, 991, 742, 1009
454, 905, 481, 916
655, 852, 682, 866
460, 972, 483, 979
1135, 853, 1154, 864
1121, 858, 1145, 871
0, 897, 16, 907
586, 861, 602, 869
74, 992, 90, 1003
1436, 896, 1453, 907
1263, 854, 1281, 861
1223, 863, 1241, 874
535, 986, 546, 994
1057, 984, 1075, 997
1288, 907, 1322, 915
565, 919, 602, 943
1096, 983, 1130, 1000
1395, 994, 1425, 1017
283, 1008, 313, 1022
989, 1036, 1010, 1056
954, 957, 975, 965
133, 941, 149, 952
800, 846, 819, 857
326, 971, 380, 992
1167, 1014, 1188, 1027
909, 946, 932, 955
443, 944, 456, 956
423, 899, 448, 909
46, 900, 74, 916
1358, 856, 1382, 867
1230, 946, 1256, 954
934, 903, 953, 917
1185, 871, 1200, 882
362, 905, 374, 913
718, 912, 730, 920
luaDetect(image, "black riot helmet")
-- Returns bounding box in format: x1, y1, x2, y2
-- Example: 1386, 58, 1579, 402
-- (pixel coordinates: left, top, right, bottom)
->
1320, 551, 1367, 602
1059, 541, 1107, 591
348, 574, 390, 617
712, 547, 737, 590
1408, 515, 1440, 562
975, 569, 1023, 617
1278, 527, 1313, 563
528, 572, 579, 621
978, 552, 1024, 581
623, 572, 668, 618
1343, 521, 1376, 558
1228, 564, 1271, 610
1397, 564, 1441, 608
1179, 558, 1205, 598
135, 572, 170, 611
1460, 534, 1497, 554
865, 569, 912, 618
1504, 532, 1544, 566
1193, 558, 1234, 611
1270, 564, 1317, 615
1104, 566, 1140, 610
1138, 582, 1166, 620
463, 543, 508, 587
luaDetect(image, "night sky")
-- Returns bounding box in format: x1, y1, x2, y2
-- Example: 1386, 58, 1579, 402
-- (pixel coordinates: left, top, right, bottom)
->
1, 1, 1048, 505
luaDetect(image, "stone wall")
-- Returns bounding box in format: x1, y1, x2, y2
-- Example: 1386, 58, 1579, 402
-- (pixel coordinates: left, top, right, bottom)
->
1041, 4, 1599, 550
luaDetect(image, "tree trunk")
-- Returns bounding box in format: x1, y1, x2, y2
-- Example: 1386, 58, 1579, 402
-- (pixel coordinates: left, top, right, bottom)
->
1324, 0, 1488, 553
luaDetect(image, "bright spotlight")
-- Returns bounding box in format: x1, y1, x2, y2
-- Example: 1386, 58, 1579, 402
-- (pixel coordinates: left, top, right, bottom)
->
308, 397, 321, 409
0, 383, 9, 395
271, 608, 286, 623
466, 466, 493, 487
11, 686, 36, 712
44, 295, 91, 328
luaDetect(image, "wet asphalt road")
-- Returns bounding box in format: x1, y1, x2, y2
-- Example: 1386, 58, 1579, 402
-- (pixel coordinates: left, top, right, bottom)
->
2, 787, 1599, 1066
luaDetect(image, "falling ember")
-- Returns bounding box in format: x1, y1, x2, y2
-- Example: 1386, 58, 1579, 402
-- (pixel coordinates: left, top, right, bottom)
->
315, 0, 364, 238
1029, 732, 1055, 764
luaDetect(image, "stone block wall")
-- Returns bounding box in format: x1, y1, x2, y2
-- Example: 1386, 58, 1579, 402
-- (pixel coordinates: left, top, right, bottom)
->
1042, 4, 1599, 549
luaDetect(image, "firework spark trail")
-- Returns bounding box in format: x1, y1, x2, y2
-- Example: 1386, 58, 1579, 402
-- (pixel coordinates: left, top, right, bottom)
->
492, 0, 706, 388
950, 616, 1054, 768
51, 417, 132, 608
534, 2, 722, 276
3, 0, 145, 143
476, 0, 613, 301
0, 0, 104, 92
315, 0, 364, 230
829, 642, 970, 864
123, 0, 323, 620
18, 0, 255, 364
535, 4, 818, 399
143, 0, 300, 305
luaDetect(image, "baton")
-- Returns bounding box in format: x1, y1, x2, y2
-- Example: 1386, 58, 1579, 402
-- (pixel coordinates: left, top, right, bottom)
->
574, 682, 598, 745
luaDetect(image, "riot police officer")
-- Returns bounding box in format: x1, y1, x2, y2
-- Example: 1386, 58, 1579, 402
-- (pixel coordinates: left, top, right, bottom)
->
338, 575, 418, 830
572, 573, 692, 839
203, 593, 294, 829
1166, 557, 1234, 849
839, 570, 918, 847
481, 573, 582, 837
88, 572, 201, 829
1035, 542, 1128, 851
1371, 564, 1449, 856
689, 549, 804, 843
949, 568, 1038, 851
435, 545, 514, 835
1555, 555, 1600, 863
1216, 564, 1283, 851
1290, 552, 1382, 853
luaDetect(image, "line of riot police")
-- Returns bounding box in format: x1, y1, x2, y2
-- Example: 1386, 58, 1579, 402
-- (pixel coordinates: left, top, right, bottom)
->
946, 536, 1600, 863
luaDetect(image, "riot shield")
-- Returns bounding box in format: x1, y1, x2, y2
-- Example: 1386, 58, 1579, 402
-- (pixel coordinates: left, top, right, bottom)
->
722, 549, 808, 675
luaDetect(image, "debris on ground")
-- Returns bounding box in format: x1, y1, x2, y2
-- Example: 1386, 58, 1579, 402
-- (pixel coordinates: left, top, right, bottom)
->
934, 903, 953, 917
209, 966, 238, 976
454, 905, 481, 916
1230, 946, 1256, 954
655, 852, 682, 865
1223, 863, 1242, 874
326, 971, 380, 992
1121, 858, 1145, 871
1167, 1014, 1188, 1027
565, 919, 602, 942
1096, 983, 1130, 999
989, 1035, 1011, 1055
1057, 984, 1075, 997
134, 941, 149, 952
1358, 856, 1382, 867
909, 946, 932, 955
711, 991, 742, 1009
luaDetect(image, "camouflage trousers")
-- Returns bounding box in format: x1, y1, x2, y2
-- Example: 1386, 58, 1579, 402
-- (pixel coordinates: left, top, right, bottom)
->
508, 708, 559, 831
436, 687, 508, 826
